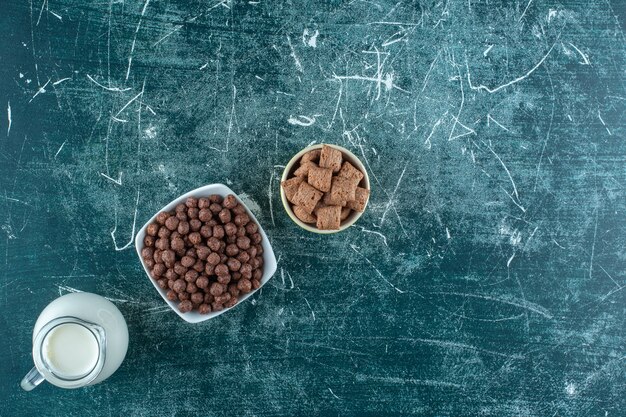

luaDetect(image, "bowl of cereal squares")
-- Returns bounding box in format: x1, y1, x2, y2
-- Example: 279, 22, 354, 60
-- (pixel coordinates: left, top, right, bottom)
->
280, 144, 370, 233
135, 184, 277, 323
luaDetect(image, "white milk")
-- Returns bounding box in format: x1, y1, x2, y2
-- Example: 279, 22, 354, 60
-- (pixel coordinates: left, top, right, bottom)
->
43, 323, 99, 378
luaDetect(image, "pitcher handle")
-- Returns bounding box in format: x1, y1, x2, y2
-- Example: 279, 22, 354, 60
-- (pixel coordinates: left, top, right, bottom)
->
21, 366, 44, 391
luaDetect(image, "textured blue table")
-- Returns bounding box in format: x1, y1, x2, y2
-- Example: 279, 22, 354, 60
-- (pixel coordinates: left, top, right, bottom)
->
1, 1, 624, 416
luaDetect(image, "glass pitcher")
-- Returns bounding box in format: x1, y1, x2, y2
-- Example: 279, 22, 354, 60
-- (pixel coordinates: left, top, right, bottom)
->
21, 292, 129, 391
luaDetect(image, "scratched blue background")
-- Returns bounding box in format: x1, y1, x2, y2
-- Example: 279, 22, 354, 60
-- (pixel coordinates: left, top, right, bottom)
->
1, 0, 625, 416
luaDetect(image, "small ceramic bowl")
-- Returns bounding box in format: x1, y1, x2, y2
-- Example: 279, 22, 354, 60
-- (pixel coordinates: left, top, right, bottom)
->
135, 184, 277, 323
280, 144, 370, 234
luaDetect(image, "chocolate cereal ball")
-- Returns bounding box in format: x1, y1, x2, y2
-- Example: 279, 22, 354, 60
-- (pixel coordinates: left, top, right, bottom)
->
223, 194, 237, 209
191, 292, 204, 304
209, 282, 225, 296
199, 225, 212, 238
218, 209, 231, 224
214, 264, 229, 276
207, 237, 221, 252
174, 262, 187, 276
141, 247, 154, 260
189, 219, 202, 231
161, 250, 176, 267
207, 252, 220, 266
179, 300, 193, 313
196, 276, 209, 289
181, 255, 195, 268
240, 262, 252, 276
186, 197, 198, 208
188, 232, 202, 245
237, 236, 251, 250
196, 246, 210, 260
193, 260, 204, 273
228, 283, 240, 297
155, 238, 169, 251
213, 225, 225, 239
144, 235, 155, 248
245, 222, 258, 234
165, 216, 179, 231
156, 212, 169, 225
172, 279, 186, 293
198, 198, 210, 209
171, 237, 185, 252
234, 213, 250, 227
253, 268, 262, 281
152, 263, 166, 278
217, 274, 231, 285
227, 258, 241, 272
199, 209, 212, 222
143, 193, 264, 314
147, 223, 159, 236
237, 279, 252, 293
237, 252, 250, 264
224, 222, 237, 236
225, 244, 239, 257
208, 203, 221, 214
158, 227, 171, 239
165, 269, 178, 281
177, 221, 190, 235
184, 270, 198, 283
251, 233, 262, 245
187, 207, 199, 219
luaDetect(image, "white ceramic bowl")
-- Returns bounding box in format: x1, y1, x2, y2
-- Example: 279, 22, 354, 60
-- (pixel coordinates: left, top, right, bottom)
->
280, 144, 371, 234
135, 184, 277, 323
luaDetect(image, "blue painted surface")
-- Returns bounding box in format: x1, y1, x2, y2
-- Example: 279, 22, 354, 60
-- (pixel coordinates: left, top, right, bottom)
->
1, 1, 624, 416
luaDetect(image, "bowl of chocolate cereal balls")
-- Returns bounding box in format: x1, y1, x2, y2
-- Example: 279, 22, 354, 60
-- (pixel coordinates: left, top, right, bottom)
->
280, 144, 370, 233
135, 184, 277, 323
